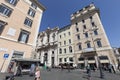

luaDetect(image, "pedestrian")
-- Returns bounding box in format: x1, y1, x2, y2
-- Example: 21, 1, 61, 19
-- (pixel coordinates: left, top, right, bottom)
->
108, 63, 112, 73
13, 64, 18, 76
29, 64, 35, 76
111, 65, 116, 73
86, 64, 91, 80
35, 66, 41, 80
67, 63, 70, 72
46, 63, 51, 71
17, 64, 22, 76
61, 63, 63, 71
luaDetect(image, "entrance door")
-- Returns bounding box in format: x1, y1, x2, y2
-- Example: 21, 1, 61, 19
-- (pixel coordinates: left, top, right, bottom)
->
51, 57, 54, 67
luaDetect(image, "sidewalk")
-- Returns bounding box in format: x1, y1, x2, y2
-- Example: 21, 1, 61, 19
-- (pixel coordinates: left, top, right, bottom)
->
0, 73, 12, 80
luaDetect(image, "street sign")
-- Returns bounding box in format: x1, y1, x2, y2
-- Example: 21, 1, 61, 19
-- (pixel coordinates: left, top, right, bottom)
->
3, 53, 9, 59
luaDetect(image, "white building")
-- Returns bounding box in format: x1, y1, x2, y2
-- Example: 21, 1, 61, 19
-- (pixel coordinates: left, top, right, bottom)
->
36, 27, 59, 67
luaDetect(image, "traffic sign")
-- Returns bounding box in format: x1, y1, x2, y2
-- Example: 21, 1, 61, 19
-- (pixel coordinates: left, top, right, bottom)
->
3, 53, 9, 59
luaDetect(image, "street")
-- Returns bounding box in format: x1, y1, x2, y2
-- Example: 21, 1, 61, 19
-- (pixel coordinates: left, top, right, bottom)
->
1, 69, 120, 80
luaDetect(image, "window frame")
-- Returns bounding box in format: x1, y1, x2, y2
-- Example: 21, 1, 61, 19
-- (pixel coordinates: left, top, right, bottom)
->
87, 42, 91, 48
85, 32, 88, 38
59, 48, 62, 54
83, 25, 86, 29
76, 27, 79, 32
0, 4, 12, 17
0, 21, 7, 35
28, 8, 36, 17
6, 0, 18, 6
97, 40, 102, 47
77, 34, 80, 40
94, 30, 98, 35
24, 17, 33, 27
31, 3, 37, 9
69, 46, 72, 53
78, 44, 82, 50
18, 30, 30, 43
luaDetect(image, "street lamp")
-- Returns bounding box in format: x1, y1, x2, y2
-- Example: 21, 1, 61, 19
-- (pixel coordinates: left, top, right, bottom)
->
66, 57, 70, 72
89, 32, 104, 79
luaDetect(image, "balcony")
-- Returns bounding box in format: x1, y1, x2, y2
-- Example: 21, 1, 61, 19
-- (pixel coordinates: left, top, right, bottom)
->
82, 47, 95, 53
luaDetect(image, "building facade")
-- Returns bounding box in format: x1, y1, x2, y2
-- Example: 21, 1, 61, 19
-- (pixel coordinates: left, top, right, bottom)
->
0, 0, 45, 72
57, 25, 75, 66
70, 4, 117, 68
35, 3, 117, 69
36, 27, 59, 67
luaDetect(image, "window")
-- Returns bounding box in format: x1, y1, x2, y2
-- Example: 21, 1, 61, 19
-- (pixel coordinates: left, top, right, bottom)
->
52, 51, 54, 55
94, 30, 98, 35
64, 41, 66, 45
69, 57, 73, 62
75, 23, 78, 26
92, 22, 95, 26
69, 46, 72, 53
64, 58, 67, 62
88, 57, 94, 60
28, 8, 36, 17
78, 44, 82, 50
0, 21, 5, 35
83, 25, 86, 29
44, 53, 48, 61
99, 56, 108, 60
76, 27, 79, 32
77, 34, 80, 40
97, 40, 102, 47
64, 48, 66, 53
24, 17, 33, 27
59, 58, 62, 63
6, 0, 18, 5
78, 57, 84, 61
69, 39, 71, 44
59, 35, 61, 39
64, 33, 66, 37
68, 32, 71, 35
31, 3, 37, 9
18, 30, 30, 43
82, 20, 85, 23
59, 48, 62, 54
90, 16, 92, 20
87, 42, 91, 48
85, 32, 88, 38
0, 4, 12, 17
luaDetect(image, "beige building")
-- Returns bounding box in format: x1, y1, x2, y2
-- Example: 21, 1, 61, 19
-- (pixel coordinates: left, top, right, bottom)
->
58, 25, 75, 66
71, 4, 117, 68
0, 0, 45, 72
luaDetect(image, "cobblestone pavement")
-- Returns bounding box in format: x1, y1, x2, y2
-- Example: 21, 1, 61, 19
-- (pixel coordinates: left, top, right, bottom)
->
0, 69, 120, 80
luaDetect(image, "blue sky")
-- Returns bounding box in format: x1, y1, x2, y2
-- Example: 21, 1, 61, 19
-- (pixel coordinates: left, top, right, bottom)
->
39, 0, 120, 47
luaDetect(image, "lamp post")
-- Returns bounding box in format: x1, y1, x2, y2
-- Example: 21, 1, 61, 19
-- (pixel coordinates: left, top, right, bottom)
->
89, 32, 104, 79
66, 57, 70, 72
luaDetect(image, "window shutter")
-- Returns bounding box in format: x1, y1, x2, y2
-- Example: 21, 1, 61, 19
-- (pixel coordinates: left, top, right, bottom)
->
25, 34, 29, 43
7, 10, 12, 17
18, 32, 22, 41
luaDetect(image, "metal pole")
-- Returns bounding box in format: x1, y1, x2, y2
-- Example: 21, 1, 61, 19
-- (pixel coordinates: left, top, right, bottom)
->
90, 32, 104, 79
0, 59, 6, 72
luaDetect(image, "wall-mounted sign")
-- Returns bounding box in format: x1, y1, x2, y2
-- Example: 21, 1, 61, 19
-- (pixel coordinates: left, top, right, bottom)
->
3, 53, 9, 59
0, 48, 8, 52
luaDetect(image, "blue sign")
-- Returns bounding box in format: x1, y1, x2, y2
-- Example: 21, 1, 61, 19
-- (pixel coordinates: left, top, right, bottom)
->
4, 54, 9, 59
